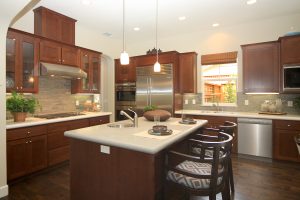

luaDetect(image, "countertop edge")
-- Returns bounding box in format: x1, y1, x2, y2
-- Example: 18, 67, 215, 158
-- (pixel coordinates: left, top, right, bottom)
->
6, 112, 112, 129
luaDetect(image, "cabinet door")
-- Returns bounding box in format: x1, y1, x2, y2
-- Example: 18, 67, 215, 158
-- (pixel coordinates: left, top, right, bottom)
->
29, 135, 47, 173
90, 53, 101, 93
19, 34, 38, 93
44, 11, 61, 42
179, 52, 197, 93
7, 138, 30, 180
40, 40, 61, 64
242, 42, 279, 93
80, 51, 91, 92
115, 58, 136, 83
6, 31, 18, 92
61, 45, 79, 67
274, 129, 300, 162
281, 36, 300, 65
61, 17, 75, 45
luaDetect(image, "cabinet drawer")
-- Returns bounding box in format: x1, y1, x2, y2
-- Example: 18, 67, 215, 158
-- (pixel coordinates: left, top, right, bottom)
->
48, 146, 70, 166
48, 121, 70, 133
89, 116, 110, 126
7, 125, 47, 141
69, 119, 89, 130
274, 120, 300, 130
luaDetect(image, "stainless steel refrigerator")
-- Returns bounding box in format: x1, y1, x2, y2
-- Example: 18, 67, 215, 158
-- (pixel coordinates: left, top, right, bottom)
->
136, 64, 173, 116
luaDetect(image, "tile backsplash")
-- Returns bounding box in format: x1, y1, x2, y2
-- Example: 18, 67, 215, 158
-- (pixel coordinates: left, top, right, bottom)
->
6, 77, 97, 119
182, 92, 300, 115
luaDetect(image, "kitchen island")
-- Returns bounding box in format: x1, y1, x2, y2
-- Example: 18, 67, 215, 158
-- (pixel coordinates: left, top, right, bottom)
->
64, 117, 207, 200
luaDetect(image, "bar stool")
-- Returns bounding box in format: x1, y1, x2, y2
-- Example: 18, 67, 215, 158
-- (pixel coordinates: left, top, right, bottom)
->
165, 132, 233, 200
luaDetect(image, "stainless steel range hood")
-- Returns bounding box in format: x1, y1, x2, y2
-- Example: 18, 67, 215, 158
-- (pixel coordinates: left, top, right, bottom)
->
40, 62, 87, 79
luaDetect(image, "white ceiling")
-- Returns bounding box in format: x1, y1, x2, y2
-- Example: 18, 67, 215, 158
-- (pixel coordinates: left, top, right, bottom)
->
27, 0, 300, 42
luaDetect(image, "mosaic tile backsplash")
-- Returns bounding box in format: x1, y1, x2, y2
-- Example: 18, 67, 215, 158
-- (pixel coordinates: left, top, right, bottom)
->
182, 92, 300, 115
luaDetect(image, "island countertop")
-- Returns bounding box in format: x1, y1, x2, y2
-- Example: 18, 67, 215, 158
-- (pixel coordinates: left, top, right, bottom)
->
64, 117, 207, 154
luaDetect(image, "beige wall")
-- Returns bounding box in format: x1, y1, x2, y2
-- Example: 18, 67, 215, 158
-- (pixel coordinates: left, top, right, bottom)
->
0, 1, 32, 197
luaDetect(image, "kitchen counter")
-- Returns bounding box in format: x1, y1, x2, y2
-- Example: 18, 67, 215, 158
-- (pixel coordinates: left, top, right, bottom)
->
64, 117, 207, 154
6, 112, 112, 129
175, 110, 300, 121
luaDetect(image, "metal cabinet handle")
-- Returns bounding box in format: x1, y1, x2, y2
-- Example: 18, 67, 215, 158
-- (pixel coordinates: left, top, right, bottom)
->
26, 141, 28, 144
29, 140, 32, 143
62, 60, 65, 62
287, 124, 291, 127
20, 86, 22, 90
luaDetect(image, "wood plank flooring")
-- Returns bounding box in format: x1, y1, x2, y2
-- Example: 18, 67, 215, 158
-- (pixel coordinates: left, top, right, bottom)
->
1, 155, 300, 200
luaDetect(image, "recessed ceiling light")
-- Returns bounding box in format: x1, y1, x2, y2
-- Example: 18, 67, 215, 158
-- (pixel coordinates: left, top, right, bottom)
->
133, 27, 140, 31
247, 0, 257, 5
212, 23, 220, 27
81, 0, 91, 5
178, 16, 186, 21
102, 32, 112, 37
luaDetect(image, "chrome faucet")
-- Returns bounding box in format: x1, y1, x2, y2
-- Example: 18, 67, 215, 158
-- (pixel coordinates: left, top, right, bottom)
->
212, 102, 221, 112
120, 108, 138, 127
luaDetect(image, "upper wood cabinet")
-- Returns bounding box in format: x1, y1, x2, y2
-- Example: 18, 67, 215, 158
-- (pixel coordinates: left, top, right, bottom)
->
6, 29, 39, 93
280, 35, 300, 65
179, 52, 197, 93
242, 41, 280, 93
34, 6, 76, 45
115, 58, 136, 83
72, 49, 101, 94
39, 40, 80, 67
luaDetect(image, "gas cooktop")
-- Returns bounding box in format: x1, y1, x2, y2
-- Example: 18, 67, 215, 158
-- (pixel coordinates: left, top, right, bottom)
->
35, 112, 85, 119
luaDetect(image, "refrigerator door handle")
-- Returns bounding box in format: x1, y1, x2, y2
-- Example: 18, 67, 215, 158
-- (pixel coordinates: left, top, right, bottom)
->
149, 77, 152, 106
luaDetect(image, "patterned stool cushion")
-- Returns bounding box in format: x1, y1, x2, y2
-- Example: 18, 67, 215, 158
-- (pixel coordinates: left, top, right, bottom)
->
192, 147, 224, 158
167, 160, 223, 189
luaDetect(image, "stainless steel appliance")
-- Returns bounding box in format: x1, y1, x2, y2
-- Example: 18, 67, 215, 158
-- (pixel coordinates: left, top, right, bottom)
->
283, 65, 300, 92
40, 62, 87, 79
238, 118, 273, 158
115, 83, 136, 121
136, 64, 173, 116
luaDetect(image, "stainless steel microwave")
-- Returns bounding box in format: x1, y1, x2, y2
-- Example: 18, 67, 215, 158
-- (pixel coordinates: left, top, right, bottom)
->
283, 65, 300, 92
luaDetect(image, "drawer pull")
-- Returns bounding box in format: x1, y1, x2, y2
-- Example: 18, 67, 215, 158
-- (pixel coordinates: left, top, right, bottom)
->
287, 124, 291, 127
26, 141, 28, 144
29, 140, 32, 143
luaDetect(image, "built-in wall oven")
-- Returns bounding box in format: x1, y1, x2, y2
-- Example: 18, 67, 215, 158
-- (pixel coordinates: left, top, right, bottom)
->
115, 83, 136, 121
283, 65, 300, 92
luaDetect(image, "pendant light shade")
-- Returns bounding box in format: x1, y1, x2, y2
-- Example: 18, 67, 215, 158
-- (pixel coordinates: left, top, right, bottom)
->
120, 0, 129, 65
154, 0, 161, 72
120, 51, 129, 65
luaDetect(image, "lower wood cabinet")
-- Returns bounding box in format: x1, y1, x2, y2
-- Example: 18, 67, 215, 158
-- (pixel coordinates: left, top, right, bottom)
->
7, 125, 48, 181
273, 120, 300, 162
7, 115, 110, 181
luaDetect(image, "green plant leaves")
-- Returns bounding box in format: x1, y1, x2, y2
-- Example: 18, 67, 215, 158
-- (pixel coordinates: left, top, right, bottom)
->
6, 91, 39, 114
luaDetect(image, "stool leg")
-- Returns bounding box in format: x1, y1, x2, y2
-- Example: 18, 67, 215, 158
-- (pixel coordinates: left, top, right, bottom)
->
228, 157, 235, 193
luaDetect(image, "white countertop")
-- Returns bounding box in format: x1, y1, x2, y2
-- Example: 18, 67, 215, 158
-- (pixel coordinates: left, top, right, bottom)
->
6, 112, 112, 129
175, 110, 300, 121
64, 117, 207, 154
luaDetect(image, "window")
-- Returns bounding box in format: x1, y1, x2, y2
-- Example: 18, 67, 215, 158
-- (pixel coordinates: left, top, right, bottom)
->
201, 52, 238, 106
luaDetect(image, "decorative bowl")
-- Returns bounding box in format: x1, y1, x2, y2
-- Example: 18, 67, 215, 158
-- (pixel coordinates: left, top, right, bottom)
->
143, 109, 171, 121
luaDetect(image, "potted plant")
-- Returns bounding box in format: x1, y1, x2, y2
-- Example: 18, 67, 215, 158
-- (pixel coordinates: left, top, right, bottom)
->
6, 91, 39, 122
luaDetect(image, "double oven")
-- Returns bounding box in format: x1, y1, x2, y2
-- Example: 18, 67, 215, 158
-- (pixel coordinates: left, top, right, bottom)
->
115, 83, 136, 121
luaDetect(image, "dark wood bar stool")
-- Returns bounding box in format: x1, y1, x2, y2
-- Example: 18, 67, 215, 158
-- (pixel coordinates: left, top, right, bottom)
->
190, 121, 237, 194
165, 132, 233, 200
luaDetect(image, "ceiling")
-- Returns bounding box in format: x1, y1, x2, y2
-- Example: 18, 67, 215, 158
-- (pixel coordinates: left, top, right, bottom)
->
28, 0, 300, 43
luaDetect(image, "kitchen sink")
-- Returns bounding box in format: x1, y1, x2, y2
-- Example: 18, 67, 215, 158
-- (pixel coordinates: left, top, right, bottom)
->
107, 123, 135, 128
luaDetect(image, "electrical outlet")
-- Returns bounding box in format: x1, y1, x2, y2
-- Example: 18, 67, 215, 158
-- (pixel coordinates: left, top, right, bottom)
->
192, 99, 196, 104
184, 99, 189, 104
100, 145, 110, 154
244, 100, 249, 106
288, 101, 293, 107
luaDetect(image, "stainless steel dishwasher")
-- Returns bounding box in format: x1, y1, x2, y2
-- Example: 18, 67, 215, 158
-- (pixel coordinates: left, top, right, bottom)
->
238, 118, 273, 158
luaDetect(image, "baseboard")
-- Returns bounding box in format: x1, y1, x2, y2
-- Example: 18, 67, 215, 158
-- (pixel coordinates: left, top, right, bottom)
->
0, 185, 8, 198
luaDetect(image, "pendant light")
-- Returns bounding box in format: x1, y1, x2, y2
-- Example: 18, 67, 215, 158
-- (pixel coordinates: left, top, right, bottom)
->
120, 0, 129, 65
153, 0, 161, 72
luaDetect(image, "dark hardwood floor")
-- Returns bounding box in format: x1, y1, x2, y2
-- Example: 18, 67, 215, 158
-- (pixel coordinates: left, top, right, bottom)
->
1, 155, 300, 200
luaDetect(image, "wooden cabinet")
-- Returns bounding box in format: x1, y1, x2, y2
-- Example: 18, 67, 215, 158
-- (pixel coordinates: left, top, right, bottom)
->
242, 41, 280, 93
89, 116, 110, 126
47, 119, 89, 166
273, 120, 300, 162
72, 50, 101, 94
179, 52, 197, 93
7, 125, 47, 181
40, 40, 79, 67
280, 35, 300, 65
34, 6, 76, 45
6, 29, 39, 93
115, 58, 136, 83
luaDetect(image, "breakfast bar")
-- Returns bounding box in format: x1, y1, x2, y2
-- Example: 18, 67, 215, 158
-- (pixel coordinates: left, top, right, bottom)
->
64, 118, 207, 200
